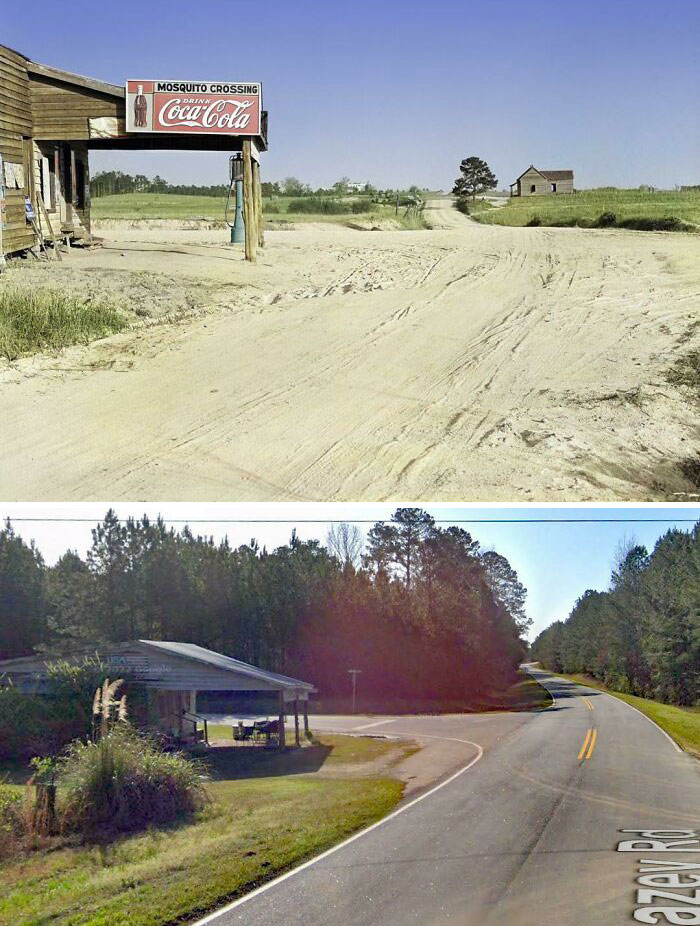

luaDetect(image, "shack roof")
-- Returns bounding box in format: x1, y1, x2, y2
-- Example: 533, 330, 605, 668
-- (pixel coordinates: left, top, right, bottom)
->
27, 59, 125, 99
0, 640, 314, 695
514, 165, 574, 183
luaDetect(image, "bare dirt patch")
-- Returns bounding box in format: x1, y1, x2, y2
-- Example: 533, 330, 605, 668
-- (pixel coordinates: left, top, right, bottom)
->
1, 203, 699, 501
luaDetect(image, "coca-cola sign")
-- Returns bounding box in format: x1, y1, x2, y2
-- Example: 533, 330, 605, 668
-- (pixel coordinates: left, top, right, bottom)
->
125, 80, 262, 135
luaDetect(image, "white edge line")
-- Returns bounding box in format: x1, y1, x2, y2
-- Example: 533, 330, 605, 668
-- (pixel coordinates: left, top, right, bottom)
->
190, 736, 484, 926
598, 688, 683, 753
543, 671, 682, 755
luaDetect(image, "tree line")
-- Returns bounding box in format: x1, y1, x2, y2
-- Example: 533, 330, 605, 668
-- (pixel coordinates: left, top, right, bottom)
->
0, 509, 529, 704
90, 170, 426, 203
530, 524, 700, 705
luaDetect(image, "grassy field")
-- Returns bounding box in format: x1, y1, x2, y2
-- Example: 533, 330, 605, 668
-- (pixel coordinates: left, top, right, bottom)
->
91, 193, 424, 228
0, 734, 409, 926
0, 287, 127, 360
556, 673, 700, 756
475, 188, 700, 232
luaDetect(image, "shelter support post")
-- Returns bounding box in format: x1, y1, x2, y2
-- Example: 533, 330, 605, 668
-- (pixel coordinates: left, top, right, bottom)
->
242, 139, 257, 263
294, 699, 300, 747
303, 701, 309, 737
252, 158, 264, 248
278, 691, 286, 750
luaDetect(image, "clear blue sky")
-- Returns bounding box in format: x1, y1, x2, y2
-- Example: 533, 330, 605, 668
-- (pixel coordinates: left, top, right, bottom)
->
2, 504, 698, 641
7, 0, 698, 189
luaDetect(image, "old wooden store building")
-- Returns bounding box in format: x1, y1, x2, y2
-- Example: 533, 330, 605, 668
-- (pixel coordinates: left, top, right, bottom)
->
0, 44, 268, 260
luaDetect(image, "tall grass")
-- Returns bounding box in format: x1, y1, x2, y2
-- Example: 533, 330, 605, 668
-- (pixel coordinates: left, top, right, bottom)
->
59, 726, 207, 836
0, 287, 127, 360
476, 189, 700, 232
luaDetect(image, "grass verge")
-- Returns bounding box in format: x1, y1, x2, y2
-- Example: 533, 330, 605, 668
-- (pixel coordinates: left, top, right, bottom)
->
0, 288, 127, 360
474, 188, 700, 232
92, 193, 426, 229
0, 734, 407, 926
555, 673, 700, 756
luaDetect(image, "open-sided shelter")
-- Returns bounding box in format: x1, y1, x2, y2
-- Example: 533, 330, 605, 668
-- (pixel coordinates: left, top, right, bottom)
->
0, 640, 313, 749
0, 44, 268, 262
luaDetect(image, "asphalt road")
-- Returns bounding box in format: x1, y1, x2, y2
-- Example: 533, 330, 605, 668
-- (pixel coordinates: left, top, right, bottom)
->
195, 671, 700, 926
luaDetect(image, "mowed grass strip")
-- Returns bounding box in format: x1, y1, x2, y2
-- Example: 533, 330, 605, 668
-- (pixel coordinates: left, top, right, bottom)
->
0, 735, 407, 926
556, 673, 700, 756
0, 288, 127, 360
475, 188, 700, 232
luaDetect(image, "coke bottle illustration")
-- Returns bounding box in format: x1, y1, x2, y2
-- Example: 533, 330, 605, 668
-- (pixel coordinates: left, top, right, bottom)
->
134, 85, 148, 128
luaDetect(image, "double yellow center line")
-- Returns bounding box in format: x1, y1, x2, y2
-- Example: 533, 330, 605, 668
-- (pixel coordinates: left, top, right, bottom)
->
578, 696, 597, 760
578, 727, 597, 760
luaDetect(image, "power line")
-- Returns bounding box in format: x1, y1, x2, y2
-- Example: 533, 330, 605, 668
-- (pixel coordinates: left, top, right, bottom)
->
4, 517, 700, 524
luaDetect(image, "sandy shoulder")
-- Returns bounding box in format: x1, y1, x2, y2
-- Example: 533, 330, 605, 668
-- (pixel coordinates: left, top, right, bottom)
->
1, 201, 698, 501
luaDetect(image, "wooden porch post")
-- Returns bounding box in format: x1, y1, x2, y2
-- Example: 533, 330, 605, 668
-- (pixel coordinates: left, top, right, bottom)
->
252, 158, 264, 248
242, 139, 257, 263
303, 700, 309, 737
278, 690, 286, 750
294, 699, 300, 747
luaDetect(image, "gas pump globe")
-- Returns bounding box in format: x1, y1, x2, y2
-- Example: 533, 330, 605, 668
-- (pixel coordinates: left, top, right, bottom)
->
226, 153, 245, 244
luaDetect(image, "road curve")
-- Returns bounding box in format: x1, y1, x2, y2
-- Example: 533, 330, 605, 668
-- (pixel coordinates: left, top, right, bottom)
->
194, 672, 700, 926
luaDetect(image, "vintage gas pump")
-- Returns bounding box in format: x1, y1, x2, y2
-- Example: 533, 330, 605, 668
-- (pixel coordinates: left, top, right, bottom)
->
225, 153, 245, 244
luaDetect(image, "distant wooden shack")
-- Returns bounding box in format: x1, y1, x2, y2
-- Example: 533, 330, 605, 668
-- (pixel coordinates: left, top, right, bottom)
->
0, 44, 268, 261
510, 166, 574, 197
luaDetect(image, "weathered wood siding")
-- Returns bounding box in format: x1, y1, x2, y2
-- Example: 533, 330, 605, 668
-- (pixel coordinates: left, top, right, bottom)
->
518, 168, 575, 196
551, 176, 574, 194
29, 74, 123, 140
519, 168, 550, 197
0, 46, 34, 252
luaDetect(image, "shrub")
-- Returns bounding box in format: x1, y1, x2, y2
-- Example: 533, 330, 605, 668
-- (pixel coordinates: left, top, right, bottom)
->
0, 287, 127, 360
0, 686, 52, 760
263, 201, 281, 214
0, 660, 147, 761
616, 216, 692, 232
0, 784, 25, 859
455, 197, 471, 215
351, 200, 373, 214
526, 215, 542, 227
595, 211, 617, 228
58, 726, 207, 836
287, 198, 347, 214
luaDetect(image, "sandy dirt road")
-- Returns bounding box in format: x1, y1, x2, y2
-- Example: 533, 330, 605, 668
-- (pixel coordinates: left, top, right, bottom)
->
1, 198, 698, 500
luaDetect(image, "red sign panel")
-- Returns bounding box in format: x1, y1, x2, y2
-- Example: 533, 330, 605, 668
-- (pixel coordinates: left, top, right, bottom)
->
125, 80, 262, 135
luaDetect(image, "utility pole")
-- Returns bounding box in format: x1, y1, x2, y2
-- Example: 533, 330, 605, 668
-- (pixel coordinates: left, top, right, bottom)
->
348, 668, 362, 714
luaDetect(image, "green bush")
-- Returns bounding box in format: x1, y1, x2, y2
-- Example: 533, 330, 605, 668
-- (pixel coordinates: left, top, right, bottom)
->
0, 784, 25, 859
287, 198, 347, 214
616, 216, 691, 232
595, 211, 617, 228
0, 687, 52, 760
0, 660, 148, 761
351, 200, 373, 214
526, 215, 542, 227
59, 726, 207, 836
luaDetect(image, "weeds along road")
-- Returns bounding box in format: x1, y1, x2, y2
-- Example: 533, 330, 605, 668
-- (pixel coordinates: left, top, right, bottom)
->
193, 671, 700, 926
1, 198, 698, 500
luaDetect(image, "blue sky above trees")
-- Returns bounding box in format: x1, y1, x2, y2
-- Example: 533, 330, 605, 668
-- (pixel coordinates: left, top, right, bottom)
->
6, 0, 698, 190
